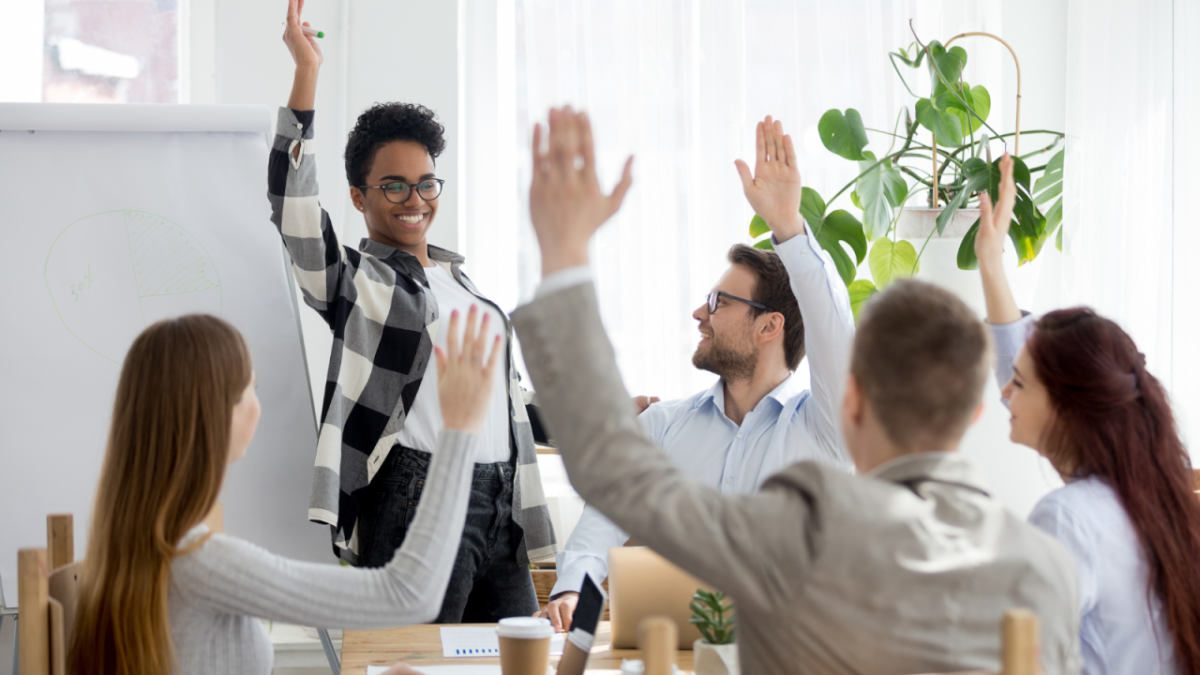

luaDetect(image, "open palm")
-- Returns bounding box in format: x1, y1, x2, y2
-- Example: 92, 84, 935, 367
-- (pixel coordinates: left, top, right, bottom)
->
283, 0, 323, 70
973, 153, 1016, 266
735, 116, 803, 240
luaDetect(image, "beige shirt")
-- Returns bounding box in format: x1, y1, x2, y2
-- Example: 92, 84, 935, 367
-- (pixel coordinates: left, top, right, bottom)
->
512, 282, 1082, 675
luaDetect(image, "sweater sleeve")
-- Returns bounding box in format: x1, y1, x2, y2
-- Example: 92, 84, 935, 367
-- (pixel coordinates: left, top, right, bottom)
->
172, 430, 476, 629
987, 312, 1035, 407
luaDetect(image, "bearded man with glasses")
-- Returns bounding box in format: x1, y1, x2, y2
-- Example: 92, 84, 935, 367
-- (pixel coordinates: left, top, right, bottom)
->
538, 116, 857, 632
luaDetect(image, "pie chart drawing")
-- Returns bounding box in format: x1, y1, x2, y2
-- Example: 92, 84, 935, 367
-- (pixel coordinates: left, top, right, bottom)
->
44, 210, 223, 364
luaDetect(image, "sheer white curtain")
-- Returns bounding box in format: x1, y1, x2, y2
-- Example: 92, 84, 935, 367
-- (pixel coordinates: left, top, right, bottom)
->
1061, 0, 1174, 389
461, 0, 994, 399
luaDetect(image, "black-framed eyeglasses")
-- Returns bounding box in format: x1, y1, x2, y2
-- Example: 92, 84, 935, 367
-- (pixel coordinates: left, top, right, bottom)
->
358, 179, 445, 204
707, 291, 775, 315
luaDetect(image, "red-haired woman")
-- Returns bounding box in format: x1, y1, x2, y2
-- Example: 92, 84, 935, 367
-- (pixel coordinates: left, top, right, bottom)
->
975, 155, 1200, 674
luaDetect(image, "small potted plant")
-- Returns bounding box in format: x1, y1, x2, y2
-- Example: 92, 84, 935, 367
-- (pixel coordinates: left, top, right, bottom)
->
690, 589, 738, 675
750, 23, 1065, 320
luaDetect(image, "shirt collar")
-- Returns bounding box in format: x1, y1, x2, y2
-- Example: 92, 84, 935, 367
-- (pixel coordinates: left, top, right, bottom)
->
696, 371, 804, 415
866, 451, 988, 492
358, 239, 466, 266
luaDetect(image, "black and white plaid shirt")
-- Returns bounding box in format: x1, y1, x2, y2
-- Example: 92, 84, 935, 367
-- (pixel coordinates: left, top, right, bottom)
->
268, 107, 557, 565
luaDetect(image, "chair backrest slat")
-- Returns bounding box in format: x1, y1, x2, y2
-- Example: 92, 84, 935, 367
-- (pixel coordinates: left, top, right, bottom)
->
18, 548, 49, 675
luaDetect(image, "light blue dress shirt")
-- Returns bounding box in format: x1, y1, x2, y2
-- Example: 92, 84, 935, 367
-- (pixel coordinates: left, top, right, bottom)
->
990, 315, 1179, 675
547, 231, 856, 597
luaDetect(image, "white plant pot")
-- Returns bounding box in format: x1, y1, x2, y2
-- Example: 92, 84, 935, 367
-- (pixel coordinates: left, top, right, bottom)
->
894, 207, 980, 240
693, 640, 740, 675
887, 207, 988, 316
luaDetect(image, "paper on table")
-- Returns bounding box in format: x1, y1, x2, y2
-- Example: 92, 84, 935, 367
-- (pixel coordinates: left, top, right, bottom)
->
367, 666, 501, 675
439, 627, 565, 658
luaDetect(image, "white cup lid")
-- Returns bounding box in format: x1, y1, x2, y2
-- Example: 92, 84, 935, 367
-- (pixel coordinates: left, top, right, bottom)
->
496, 617, 554, 639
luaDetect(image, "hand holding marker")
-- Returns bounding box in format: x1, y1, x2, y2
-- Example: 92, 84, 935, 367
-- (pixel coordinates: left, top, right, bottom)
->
282, 21, 325, 38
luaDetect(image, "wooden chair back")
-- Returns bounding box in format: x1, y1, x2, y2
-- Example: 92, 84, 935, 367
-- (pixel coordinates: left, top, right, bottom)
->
18, 513, 75, 675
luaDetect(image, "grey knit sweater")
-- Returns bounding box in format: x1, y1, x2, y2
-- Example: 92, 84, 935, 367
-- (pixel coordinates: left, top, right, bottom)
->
167, 430, 476, 674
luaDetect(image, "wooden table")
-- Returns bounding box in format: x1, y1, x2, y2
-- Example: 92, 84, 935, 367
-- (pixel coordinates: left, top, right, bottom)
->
341, 622, 695, 674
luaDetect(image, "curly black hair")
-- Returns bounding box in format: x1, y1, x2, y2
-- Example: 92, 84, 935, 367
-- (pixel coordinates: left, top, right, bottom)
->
344, 102, 446, 187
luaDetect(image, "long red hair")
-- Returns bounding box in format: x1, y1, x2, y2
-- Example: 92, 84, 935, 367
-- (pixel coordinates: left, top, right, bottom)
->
1026, 308, 1200, 672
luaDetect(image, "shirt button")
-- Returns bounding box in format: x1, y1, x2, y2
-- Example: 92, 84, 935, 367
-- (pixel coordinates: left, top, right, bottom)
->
726, 477, 733, 484
736, 433, 742, 439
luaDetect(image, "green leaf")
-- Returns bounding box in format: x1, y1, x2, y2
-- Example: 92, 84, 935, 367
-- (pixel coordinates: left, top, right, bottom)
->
850, 190, 863, 210
798, 187, 866, 286
847, 279, 879, 323
957, 218, 981, 270
935, 156, 990, 236
822, 210, 868, 265
927, 41, 967, 88
868, 238, 920, 288
1033, 149, 1064, 194
799, 187, 827, 232
944, 84, 991, 135
749, 214, 770, 238
812, 210, 865, 286
915, 98, 963, 147
1034, 182, 1062, 206
818, 108, 869, 161
753, 238, 774, 251
1044, 198, 1063, 236
1056, 223, 1063, 251
857, 155, 898, 241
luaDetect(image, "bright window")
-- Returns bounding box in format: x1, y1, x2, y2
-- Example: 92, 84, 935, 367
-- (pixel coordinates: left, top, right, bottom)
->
1, 0, 180, 104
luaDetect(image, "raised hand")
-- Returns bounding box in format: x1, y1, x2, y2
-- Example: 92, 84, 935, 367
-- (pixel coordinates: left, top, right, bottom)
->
283, 0, 322, 111
436, 306, 502, 433
974, 153, 1021, 325
974, 153, 1017, 268
735, 116, 805, 243
283, 0, 323, 71
529, 107, 634, 276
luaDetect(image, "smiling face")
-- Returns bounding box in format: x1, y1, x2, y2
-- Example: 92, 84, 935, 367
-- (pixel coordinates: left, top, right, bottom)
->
1000, 347, 1057, 452
691, 264, 761, 382
350, 140, 439, 254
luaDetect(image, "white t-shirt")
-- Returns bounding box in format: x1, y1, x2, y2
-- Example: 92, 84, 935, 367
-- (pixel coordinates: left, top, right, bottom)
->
394, 263, 512, 464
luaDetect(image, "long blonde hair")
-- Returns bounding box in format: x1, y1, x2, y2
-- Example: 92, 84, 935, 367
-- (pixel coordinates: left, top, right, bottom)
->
69, 315, 252, 675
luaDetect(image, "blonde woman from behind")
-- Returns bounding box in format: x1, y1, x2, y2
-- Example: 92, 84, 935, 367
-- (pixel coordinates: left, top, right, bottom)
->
69, 307, 499, 675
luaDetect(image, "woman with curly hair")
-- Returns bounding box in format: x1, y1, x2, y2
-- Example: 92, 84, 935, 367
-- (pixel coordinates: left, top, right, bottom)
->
266, 0, 555, 622
976, 154, 1200, 675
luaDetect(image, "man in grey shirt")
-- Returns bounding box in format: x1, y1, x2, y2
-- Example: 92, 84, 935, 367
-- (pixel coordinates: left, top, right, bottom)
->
510, 109, 1082, 675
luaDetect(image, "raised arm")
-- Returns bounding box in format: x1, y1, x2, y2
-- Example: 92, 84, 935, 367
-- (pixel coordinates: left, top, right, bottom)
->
269, 0, 345, 328
737, 117, 855, 455
175, 308, 500, 628
974, 154, 1033, 394
515, 108, 816, 612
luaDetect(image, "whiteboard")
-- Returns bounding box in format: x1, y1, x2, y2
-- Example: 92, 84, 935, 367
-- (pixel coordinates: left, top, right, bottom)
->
0, 104, 327, 603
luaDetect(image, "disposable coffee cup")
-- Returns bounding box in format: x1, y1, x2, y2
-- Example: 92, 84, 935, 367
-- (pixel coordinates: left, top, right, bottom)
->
497, 617, 554, 675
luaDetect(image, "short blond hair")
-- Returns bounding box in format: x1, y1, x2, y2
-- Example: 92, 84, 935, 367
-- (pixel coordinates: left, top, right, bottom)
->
851, 280, 992, 451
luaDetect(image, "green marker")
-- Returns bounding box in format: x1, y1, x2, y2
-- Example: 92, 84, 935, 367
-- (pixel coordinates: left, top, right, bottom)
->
284, 22, 325, 38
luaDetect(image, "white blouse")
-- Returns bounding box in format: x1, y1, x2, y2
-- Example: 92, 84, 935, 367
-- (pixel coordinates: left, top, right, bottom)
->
1029, 478, 1178, 674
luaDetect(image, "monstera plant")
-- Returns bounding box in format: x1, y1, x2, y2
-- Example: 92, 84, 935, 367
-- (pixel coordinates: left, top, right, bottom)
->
750, 28, 1065, 320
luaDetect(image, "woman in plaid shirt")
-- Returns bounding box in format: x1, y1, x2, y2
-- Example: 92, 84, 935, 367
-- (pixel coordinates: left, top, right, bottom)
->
267, 0, 556, 623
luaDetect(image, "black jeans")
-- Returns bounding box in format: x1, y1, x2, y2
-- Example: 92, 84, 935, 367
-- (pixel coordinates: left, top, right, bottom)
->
356, 445, 539, 623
